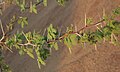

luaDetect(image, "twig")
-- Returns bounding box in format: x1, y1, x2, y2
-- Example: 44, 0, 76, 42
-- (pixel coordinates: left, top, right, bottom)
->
75, 33, 81, 37
0, 19, 5, 36
76, 19, 105, 33
22, 31, 29, 42
5, 45, 13, 53
0, 19, 6, 42
18, 43, 36, 47
47, 19, 105, 43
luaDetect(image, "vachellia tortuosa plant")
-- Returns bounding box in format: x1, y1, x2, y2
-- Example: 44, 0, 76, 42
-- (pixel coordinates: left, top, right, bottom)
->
0, 0, 120, 72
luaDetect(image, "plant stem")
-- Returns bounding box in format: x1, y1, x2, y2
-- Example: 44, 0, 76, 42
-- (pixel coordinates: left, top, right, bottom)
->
47, 19, 105, 43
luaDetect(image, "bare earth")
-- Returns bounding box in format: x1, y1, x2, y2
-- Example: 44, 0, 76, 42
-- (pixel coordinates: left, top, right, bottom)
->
1, 0, 120, 72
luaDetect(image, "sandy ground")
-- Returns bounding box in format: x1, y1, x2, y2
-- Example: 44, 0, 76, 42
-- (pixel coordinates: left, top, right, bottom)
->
1, 0, 120, 72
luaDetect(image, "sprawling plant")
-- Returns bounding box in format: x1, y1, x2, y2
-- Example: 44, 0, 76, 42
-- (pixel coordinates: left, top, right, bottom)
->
0, 0, 120, 72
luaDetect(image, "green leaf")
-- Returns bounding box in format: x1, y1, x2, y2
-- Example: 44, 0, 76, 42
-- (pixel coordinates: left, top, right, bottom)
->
35, 47, 46, 67
32, 4, 37, 14
27, 52, 34, 58
18, 17, 28, 28
87, 32, 98, 44
80, 33, 89, 43
47, 43, 53, 48
15, 32, 25, 43
66, 25, 74, 32
113, 7, 120, 15
14, 44, 20, 49
37, 0, 40, 3
64, 37, 72, 53
47, 33, 53, 40
57, 0, 66, 6
27, 49, 34, 59
94, 30, 104, 41
47, 24, 57, 40
24, 32, 31, 41
20, 3, 25, 11
19, 47, 25, 55
6, 37, 16, 48
30, 1, 33, 13
69, 34, 77, 45
53, 42, 58, 50
43, 0, 47, 6
37, 56, 46, 67
40, 48, 50, 60
86, 18, 93, 25
63, 34, 78, 53
16, 0, 20, 5
102, 26, 112, 36
30, 2, 37, 14
112, 23, 120, 34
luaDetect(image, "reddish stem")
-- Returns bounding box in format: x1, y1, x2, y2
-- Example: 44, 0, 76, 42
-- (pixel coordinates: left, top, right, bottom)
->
47, 19, 105, 43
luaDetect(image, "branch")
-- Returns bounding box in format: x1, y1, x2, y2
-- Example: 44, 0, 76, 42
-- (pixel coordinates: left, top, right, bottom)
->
47, 19, 105, 43
0, 19, 6, 42
77, 19, 105, 33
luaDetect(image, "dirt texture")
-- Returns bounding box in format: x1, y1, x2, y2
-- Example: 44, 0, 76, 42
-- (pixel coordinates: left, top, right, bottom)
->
1, 0, 120, 72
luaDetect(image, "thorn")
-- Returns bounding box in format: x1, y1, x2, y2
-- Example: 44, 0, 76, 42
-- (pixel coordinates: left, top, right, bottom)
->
97, 12, 103, 28
43, 28, 46, 36
110, 33, 114, 43
75, 24, 77, 32
94, 44, 97, 51
85, 13, 87, 26
68, 47, 72, 54
6, 47, 13, 53
75, 33, 81, 37
96, 25, 102, 32
103, 8, 106, 18
113, 33, 118, 41
58, 25, 63, 37
103, 38, 106, 43
37, 59, 41, 69
50, 48, 52, 55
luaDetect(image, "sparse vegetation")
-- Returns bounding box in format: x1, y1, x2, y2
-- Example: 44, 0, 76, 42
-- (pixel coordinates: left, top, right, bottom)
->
0, 0, 120, 72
